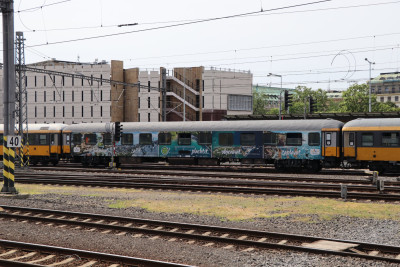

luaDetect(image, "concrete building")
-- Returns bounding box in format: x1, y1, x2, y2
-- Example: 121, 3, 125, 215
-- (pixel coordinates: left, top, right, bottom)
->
370, 72, 400, 107
0, 59, 253, 124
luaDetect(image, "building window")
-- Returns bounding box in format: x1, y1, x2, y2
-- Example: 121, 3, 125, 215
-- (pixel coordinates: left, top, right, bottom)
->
219, 133, 234, 146
392, 87, 396, 93
148, 81, 151, 92
72, 106, 74, 117
100, 106, 103, 117
148, 113, 150, 122
91, 106, 93, 117
35, 106, 37, 117
228, 95, 252, 111
81, 78, 84, 86
371, 87, 375, 93
100, 74, 103, 85
138, 97, 140, 108
72, 75, 74, 86
100, 90, 103, 101
63, 91, 65, 102
91, 90, 93, 102
43, 106, 46, 118
286, 133, 302, 146
148, 97, 151, 108
82, 106, 84, 117
385, 87, 389, 93
44, 75, 46, 86
44, 91, 46, 102
53, 91, 55, 101
380, 97, 384, 102
35, 91, 37, 102
63, 106, 65, 117
62, 76, 65, 86
158, 97, 160, 108
395, 96, 399, 102
53, 106, 56, 117
388, 97, 392, 102
72, 91, 74, 102
378, 87, 382, 93
91, 75, 93, 86
82, 91, 84, 101
138, 113, 140, 122
34, 76, 37, 87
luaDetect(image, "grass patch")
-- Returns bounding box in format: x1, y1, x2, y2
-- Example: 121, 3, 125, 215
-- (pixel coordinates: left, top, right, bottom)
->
12, 184, 400, 222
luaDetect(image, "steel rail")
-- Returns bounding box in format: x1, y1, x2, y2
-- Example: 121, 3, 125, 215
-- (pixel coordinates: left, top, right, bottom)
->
2, 206, 400, 264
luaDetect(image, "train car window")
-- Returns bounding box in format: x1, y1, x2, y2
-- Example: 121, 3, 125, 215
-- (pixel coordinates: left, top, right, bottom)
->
0, 134, 3, 145
308, 132, 320, 146
158, 133, 171, 145
103, 133, 112, 145
139, 133, 153, 145
361, 133, 374, 147
198, 132, 212, 145
39, 134, 48, 145
50, 134, 55, 145
121, 134, 133, 145
28, 134, 37, 145
84, 134, 97, 145
263, 133, 277, 145
382, 132, 399, 147
286, 133, 302, 146
325, 133, 331, 146
349, 133, 355, 146
178, 133, 192, 145
240, 133, 256, 146
72, 134, 82, 144
219, 133, 233, 146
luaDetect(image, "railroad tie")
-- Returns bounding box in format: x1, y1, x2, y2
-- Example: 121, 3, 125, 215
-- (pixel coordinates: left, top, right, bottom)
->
257, 238, 267, 242
187, 240, 195, 244
223, 245, 234, 250
169, 228, 179, 232
203, 242, 214, 247
238, 235, 247, 240
242, 248, 255, 252
124, 223, 132, 227
78, 260, 97, 267
168, 238, 177, 242
202, 232, 211, 236
50, 257, 76, 266
154, 226, 163, 230
220, 233, 229, 238
26, 254, 56, 264
395, 254, 400, 259
368, 250, 379, 256
186, 230, 195, 234
348, 248, 368, 255
101, 230, 112, 234
9, 252, 37, 261
116, 232, 127, 236
278, 240, 288, 245
0, 249, 18, 257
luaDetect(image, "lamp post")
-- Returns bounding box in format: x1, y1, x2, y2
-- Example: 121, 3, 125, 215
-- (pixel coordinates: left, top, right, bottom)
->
267, 73, 283, 120
365, 58, 375, 113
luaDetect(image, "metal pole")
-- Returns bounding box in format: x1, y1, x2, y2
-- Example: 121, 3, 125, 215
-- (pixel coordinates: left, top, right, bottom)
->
365, 58, 375, 113
2, 0, 17, 193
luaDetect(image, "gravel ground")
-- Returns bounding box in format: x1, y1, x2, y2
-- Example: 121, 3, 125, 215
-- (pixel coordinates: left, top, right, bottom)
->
0, 182, 399, 266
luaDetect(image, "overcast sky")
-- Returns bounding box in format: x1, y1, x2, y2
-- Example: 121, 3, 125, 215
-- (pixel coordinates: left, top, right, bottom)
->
8, 0, 400, 91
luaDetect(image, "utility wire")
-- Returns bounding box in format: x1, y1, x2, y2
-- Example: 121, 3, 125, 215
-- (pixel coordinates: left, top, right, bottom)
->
26, 0, 332, 48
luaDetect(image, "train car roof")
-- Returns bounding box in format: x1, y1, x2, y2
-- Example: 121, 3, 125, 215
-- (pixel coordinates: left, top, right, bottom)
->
0, 123, 68, 132
343, 118, 400, 130
64, 120, 343, 132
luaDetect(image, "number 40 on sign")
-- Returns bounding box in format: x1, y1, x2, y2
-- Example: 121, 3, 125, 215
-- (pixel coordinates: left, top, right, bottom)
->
7, 136, 22, 148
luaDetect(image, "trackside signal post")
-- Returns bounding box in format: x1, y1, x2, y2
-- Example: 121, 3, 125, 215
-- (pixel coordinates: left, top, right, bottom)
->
1, 0, 17, 194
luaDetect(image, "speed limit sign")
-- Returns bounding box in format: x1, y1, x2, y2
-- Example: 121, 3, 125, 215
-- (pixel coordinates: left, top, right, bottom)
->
7, 136, 22, 147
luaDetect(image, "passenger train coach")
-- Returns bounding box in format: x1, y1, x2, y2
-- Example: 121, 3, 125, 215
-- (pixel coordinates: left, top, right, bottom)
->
65, 119, 344, 172
0, 118, 399, 173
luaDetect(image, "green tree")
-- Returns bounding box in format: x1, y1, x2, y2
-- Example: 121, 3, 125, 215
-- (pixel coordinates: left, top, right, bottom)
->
253, 91, 278, 115
288, 86, 332, 114
339, 83, 399, 112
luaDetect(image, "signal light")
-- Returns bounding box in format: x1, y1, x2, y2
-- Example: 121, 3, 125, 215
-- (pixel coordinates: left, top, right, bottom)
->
115, 122, 122, 142
309, 97, 317, 114
284, 90, 293, 112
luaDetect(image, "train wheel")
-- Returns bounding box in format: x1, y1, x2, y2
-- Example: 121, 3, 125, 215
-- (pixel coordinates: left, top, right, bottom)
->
307, 161, 320, 173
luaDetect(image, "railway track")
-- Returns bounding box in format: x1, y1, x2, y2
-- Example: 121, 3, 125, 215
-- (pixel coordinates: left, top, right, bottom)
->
0, 239, 190, 267
12, 169, 400, 202
1, 205, 400, 264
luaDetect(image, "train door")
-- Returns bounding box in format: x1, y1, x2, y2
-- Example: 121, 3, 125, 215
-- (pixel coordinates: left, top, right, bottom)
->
343, 131, 356, 158
322, 131, 339, 157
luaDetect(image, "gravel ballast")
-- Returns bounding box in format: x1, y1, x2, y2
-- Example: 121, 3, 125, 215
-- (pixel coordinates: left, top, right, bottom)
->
0, 184, 399, 266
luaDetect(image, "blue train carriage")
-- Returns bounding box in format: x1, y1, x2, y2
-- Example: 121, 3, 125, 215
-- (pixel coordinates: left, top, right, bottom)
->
262, 119, 344, 171
64, 123, 114, 166
117, 122, 213, 165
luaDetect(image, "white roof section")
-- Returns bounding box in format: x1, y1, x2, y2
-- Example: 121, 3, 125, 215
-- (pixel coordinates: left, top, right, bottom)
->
343, 118, 400, 129
0, 124, 69, 132
60, 120, 344, 132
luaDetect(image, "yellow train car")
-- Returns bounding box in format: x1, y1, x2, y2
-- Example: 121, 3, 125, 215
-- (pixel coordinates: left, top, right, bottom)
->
342, 118, 400, 173
0, 124, 69, 166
